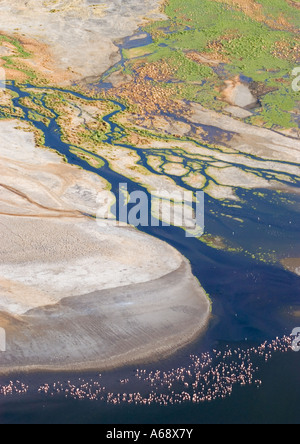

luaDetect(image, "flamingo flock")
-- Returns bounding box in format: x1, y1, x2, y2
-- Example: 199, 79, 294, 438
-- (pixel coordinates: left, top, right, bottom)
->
0, 335, 293, 405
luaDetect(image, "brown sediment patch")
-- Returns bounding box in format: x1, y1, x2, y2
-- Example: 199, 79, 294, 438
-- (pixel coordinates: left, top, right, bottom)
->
17, 35, 77, 84
0, 32, 75, 85
212, 0, 295, 31
248, 81, 277, 100
222, 76, 239, 104
287, 0, 300, 9
213, 0, 266, 25
281, 258, 300, 276
70, 150, 103, 169
136, 60, 174, 82
0, 41, 17, 53
272, 39, 300, 62
185, 50, 227, 66
126, 132, 151, 147
108, 61, 184, 116
0, 62, 28, 83
290, 310, 300, 317
0, 90, 13, 107
204, 30, 240, 65
215, 0, 264, 19
0, 311, 26, 335
18, 96, 55, 119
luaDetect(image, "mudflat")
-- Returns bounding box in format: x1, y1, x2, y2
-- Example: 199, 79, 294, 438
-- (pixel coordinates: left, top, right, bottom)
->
0, 120, 210, 373
0, 0, 165, 82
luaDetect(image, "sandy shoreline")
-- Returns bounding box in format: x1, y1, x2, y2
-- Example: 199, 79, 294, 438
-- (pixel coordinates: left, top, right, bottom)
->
0, 259, 211, 375
0, 120, 211, 374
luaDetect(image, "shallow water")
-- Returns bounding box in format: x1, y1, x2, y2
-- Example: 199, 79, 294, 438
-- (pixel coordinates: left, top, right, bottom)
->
0, 339, 299, 424
0, 80, 299, 424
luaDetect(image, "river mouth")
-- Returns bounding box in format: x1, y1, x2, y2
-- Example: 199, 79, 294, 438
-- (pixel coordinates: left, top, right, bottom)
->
0, 80, 299, 423
0, 116, 211, 373
2, 80, 300, 340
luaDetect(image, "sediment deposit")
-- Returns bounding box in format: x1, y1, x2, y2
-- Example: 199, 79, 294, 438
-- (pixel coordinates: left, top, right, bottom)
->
0, 121, 210, 372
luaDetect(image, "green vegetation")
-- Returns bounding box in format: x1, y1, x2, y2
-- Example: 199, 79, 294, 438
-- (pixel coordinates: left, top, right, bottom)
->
121, 0, 300, 128
0, 35, 31, 58
28, 110, 51, 126
0, 34, 37, 80
257, 0, 300, 26
70, 147, 105, 168
0, 107, 24, 119
200, 233, 242, 253
20, 95, 56, 119
248, 88, 299, 128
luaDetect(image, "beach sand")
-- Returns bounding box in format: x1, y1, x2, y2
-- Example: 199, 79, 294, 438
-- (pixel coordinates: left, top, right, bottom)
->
0, 255, 210, 373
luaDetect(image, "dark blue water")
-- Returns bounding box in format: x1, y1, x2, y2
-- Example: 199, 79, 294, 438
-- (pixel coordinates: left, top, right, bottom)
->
0, 81, 299, 424
1, 351, 299, 424
121, 32, 153, 50
100, 30, 153, 82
